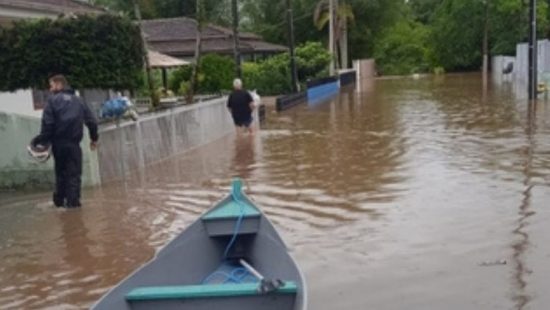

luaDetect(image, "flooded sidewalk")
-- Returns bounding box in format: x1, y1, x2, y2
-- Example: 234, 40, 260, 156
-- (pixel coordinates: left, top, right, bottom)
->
1, 74, 550, 309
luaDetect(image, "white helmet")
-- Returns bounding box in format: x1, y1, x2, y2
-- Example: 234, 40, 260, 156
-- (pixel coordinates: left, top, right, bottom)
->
27, 142, 51, 163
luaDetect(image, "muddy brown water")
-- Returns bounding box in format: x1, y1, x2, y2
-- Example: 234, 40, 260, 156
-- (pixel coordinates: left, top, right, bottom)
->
1, 74, 550, 310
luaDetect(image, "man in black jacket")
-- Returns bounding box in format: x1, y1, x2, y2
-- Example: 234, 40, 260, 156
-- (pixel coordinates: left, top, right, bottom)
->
33, 75, 99, 208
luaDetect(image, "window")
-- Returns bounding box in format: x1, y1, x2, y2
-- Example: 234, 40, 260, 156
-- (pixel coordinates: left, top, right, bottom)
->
32, 89, 50, 110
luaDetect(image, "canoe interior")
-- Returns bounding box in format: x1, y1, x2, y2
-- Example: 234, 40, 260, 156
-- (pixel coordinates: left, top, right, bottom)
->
92, 180, 306, 310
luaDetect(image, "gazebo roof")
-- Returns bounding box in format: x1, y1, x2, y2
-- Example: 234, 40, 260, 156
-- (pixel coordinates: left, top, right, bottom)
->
148, 50, 189, 68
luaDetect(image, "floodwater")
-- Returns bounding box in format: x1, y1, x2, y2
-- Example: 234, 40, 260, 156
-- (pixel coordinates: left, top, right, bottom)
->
1, 74, 550, 310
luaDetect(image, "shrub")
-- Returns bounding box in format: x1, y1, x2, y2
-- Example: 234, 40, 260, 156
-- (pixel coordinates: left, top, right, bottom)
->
295, 41, 332, 81
242, 54, 292, 95
373, 20, 431, 75
198, 54, 235, 93
241, 41, 331, 95
168, 66, 192, 95
0, 15, 144, 91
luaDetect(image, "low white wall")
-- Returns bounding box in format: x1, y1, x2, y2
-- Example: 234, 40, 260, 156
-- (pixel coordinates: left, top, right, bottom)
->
0, 90, 43, 118
1, 96, 247, 189
514, 39, 550, 83
96, 97, 249, 182
0, 112, 99, 189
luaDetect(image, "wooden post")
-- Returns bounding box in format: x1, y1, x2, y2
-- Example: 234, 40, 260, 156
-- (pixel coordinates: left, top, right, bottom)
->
232, 0, 242, 78
132, 0, 158, 108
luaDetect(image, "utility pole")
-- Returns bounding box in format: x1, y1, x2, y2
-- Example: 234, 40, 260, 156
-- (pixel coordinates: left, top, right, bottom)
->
482, 0, 489, 92
232, 0, 242, 78
329, 0, 335, 75
286, 0, 299, 92
132, 0, 158, 108
528, 0, 537, 101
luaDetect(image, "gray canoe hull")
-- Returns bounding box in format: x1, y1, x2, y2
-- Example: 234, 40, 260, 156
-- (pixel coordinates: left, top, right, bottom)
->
92, 192, 307, 310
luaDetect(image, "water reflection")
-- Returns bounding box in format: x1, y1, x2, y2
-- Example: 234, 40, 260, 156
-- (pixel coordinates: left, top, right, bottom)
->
511, 103, 537, 310
231, 135, 257, 180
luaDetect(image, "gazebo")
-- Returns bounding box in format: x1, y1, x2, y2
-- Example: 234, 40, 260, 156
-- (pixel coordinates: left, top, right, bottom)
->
147, 50, 190, 91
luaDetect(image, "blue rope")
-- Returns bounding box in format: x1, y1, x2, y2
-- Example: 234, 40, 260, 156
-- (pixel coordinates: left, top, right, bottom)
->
201, 267, 253, 284
201, 180, 251, 285
222, 185, 246, 259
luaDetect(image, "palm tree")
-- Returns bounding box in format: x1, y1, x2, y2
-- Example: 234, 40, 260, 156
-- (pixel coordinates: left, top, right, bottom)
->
313, 0, 354, 69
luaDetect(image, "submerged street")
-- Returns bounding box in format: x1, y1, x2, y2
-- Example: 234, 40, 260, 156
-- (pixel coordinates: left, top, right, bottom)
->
1, 74, 550, 309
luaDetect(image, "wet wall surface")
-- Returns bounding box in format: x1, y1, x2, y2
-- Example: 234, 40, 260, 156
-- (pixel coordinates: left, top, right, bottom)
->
1, 74, 550, 309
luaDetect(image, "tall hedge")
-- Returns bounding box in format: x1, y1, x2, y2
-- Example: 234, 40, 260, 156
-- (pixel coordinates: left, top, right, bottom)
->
0, 15, 144, 91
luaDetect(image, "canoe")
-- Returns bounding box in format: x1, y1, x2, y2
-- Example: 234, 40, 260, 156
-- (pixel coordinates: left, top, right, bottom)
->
92, 179, 307, 310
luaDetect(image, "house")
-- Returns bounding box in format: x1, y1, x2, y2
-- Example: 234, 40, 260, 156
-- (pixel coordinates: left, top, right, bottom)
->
141, 17, 287, 62
0, 0, 104, 27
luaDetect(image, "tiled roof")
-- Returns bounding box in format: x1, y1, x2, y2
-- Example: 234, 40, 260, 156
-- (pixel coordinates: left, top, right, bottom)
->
142, 17, 260, 42
0, 0, 105, 15
142, 17, 287, 57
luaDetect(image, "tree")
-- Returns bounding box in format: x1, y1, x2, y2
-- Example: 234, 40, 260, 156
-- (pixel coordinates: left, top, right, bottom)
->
313, 0, 354, 69
409, 0, 441, 24
373, 20, 431, 75
189, 0, 206, 102
430, 0, 548, 71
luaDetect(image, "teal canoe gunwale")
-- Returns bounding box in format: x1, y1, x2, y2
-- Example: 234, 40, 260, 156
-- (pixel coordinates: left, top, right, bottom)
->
125, 282, 298, 301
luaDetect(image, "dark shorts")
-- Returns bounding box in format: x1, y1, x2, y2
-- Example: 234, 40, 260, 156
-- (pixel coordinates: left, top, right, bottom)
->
232, 115, 253, 127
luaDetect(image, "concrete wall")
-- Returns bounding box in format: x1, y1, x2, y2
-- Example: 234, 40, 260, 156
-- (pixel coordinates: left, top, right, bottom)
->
353, 59, 375, 93
514, 40, 550, 83
96, 97, 242, 182
1, 97, 240, 190
0, 90, 43, 118
0, 112, 100, 190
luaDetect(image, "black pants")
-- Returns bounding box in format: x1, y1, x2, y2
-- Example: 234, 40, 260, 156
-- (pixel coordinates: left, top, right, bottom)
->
52, 142, 82, 207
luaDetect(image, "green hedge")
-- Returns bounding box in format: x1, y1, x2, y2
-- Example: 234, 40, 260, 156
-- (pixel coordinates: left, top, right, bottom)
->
0, 15, 144, 91
167, 41, 331, 96
198, 54, 235, 93
242, 41, 331, 95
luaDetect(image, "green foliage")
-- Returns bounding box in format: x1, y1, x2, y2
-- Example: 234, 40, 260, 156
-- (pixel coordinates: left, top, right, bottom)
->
409, 0, 440, 24
93, 0, 550, 76
169, 66, 193, 94
429, 0, 548, 71
295, 41, 332, 81
242, 41, 331, 95
0, 15, 144, 91
430, 0, 485, 71
198, 54, 235, 93
167, 54, 235, 95
179, 81, 192, 96
433, 66, 445, 75
374, 20, 431, 75
243, 54, 292, 95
